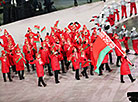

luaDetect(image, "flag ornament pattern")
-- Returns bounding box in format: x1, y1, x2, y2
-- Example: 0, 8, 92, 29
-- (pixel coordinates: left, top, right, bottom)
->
91, 32, 115, 74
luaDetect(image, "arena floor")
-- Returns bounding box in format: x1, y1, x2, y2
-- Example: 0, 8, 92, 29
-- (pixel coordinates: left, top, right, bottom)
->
0, 0, 138, 102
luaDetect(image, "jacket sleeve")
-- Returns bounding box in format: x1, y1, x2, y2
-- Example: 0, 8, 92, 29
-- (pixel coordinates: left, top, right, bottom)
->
29, 60, 35, 64
119, 37, 125, 42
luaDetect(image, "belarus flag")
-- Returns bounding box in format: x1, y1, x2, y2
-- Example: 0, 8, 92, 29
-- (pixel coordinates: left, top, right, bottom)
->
91, 32, 115, 74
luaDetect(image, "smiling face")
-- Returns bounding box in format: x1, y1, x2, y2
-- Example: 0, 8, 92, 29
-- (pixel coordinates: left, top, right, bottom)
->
115, 36, 119, 39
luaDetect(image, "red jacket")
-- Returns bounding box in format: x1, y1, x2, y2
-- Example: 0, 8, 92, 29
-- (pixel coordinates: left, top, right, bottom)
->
120, 57, 132, 75
23, 44, 33, 61
79, 51, 90, 68
64, 43, 74, 58
106, 14, 115, 26
29, 58, 44, 77
0, 56, 10, 73
68, 52, 80, 70
25, 33, 38, 54
113, 38, 125, 56
14, 53, 26, 71
0, 35, 15, 50
39, 47, 50, 64
50, 53, 60, 71
7, 52, 15, 66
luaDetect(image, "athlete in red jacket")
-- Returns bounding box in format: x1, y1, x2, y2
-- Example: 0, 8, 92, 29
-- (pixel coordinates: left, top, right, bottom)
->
0, 50, 12, 82
113, 34, 125, 67
29, 53, 47, 87
68, 47, 80, 80
120, 54, 136, 83
39, 41, 53, 76
14, 45, 26, 80
50, 49, 61, 84
23, 39, 35, 72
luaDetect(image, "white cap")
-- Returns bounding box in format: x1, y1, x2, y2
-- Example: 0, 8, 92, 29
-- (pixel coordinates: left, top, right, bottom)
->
122, 25, 126, 29
131, 27, 136, 31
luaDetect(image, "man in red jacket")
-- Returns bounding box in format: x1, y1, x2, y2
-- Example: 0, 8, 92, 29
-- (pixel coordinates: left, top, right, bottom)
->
39, 41, 53, 76
0, 40, 17, 73
0, 50, 12, 82
14, 45, 26, 80
29, 53, 47, 87
50, 48, 61, 84
120, 53, 136, 83
23, 39, 35, 72
80, 48, 90, 78
0, 29, 15, 50
113, 34, 125, 67
25, 28, 40, 58
68, 47, 80, 80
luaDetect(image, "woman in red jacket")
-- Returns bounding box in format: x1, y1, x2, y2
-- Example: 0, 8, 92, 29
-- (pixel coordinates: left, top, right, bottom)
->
0, 50, 12, 82
120, 54, 136, 83
29, 53, 46, 87
80, 49, 90, 79
23, 39, 35, 72
113, 34, 125, 67
39, 41, 53, 76
64, 38, 74, 70
50, 49, 61, 84
68, 47, 80, 80
14, 45, 26, 80
0, 29, 15, 51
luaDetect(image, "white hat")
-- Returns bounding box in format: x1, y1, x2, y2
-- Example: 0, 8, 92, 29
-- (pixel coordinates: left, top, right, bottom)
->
122, 25, 126, 29
131, 27, 136, 31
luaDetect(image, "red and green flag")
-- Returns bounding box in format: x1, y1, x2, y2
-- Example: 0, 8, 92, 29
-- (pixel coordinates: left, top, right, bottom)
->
91, 32, 115, 74
34, 25, 40, 30
41, 26, 46, 33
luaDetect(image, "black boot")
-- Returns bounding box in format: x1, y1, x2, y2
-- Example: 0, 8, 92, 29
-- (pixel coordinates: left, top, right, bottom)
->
8, 73, 12, 82
75, 69, 80, 80
31, 63, 35, 71
38, 77, 42, 87
55, 70, 60, 84
90, 64, 94, 75
81, 70, 85, 76
47, 64, 53, 76
105, 63, 112, 72
3, 73, 7, 82
126, 49, 130, 53
22, 70, 25, 79
99, 64, 103, 76
66, 62, 71, 70
41, 77, 47, 87
61, 60, 66, 73
109, 53, 114, 65
18, 71, 22, 80
116, 56, 121, 67
26, 62, 30, 72
128, 74, 136, 83
84, 67, 89, 78
130, 13, 132, 17
121, 75, 125, 83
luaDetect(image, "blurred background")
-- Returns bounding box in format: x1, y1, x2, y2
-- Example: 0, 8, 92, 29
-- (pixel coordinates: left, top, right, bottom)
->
0, 0, 101, 25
